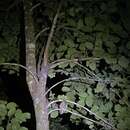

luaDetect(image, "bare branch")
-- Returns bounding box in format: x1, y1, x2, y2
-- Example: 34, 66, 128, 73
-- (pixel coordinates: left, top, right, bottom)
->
31, 3, 41, 12
41, 0, 63, 67
34, 76, 95, 104
49, 58, 102, 81
0, 63, 39, 86
43, 77, 95, 97
48, 99, 116, 130
35, 27, 49, 73
34, 27, 49, 43
49, 57, 101, 69
48, 107, 117, 130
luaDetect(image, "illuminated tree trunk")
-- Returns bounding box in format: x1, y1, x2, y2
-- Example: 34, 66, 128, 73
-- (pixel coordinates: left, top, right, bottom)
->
23, 1, 49, 130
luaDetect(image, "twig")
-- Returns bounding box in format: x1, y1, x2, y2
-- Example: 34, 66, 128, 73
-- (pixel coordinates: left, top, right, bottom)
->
48, 108, 101, 125
48, 108, 116, 130
35, 27, 49, 73
0, 63, 39, 86
49, 57, 100, 69
41, 0, 63, 67
75, 62, 101, 81
48, 99, 116, 129
34, 27, 49, 43
34, 76, 95, 104
31, 3, 41, 12
43, 77, 96, 97
49, 58, 102, 81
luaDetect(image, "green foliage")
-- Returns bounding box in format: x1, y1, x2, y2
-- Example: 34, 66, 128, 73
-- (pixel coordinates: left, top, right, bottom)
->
0, 6, 20, 64
50, 111, 59, 119
45, 0, 130, 130
0, 100, 30, 130
1, 0, 129, 130
50, 118, 70, 130
118, 56, 129, 68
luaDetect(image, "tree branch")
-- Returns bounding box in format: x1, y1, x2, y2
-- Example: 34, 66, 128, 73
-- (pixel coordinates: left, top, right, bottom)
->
0, 63, 39, 85
41, 0, 63, 68
49, 58, 102, 81
49, 57, 101, 69
43, 77, 96, 97
31, 3, 41, 12
35, 27, 49, 73
48, 99, 116, 130
34, 27, 49, 43
34, 76, 95, 103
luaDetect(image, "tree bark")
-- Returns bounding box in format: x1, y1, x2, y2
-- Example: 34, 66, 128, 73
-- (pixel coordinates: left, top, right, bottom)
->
23, 0, 49, 130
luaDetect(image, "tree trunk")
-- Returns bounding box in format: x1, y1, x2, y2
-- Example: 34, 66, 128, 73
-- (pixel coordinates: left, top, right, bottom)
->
23, 0, 49, 130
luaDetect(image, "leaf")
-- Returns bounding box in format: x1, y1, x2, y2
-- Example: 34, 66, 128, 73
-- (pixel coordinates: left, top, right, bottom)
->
58, 62, 69, 69
85, 16, 96, 27
108, 43, 117, 54
78, 92, 87, 98
109, 35, 120, 43
79, 43, 86, 51
8, 107, 16, 117
85, 94, 94, 107
95, 34, 103, 47
48, 69, 56, 78
77, 19, 84, 29
91, 105, 99, 113
108, 2, 117, 13
94, 23, 106, 31
100, 2, 107, 11
109, 23, 128, 38
64, 38, 74, 48
69, 8, 75, 17
64, 82, 72, 86
74, 83, 87, 93
85, 41, 94, 50
0, 100, 7, 105
66, 48, 78, 58
58, 45, 67, 52
0, 104, 7, 117
93, 48, 104, 57
100, 102, 113, 113
104, 55, 117, 64
11, 122, 20, 130
95, 82, 105, 93
81, 25, 93, 32
83, 120, 93, 126
57, 95, 67, 100
66, 91, 76, 101
0, 57, 5, 63
95, 111, 105, 119
56, 52, 64, 59
118, 56, 129, 68
111, 64, 122, 71
0, 127, 4, 130
69, 62, 76, 68
87, 60, 96, 70
62, 87, 71, 92
19, 127, 28, 130
70, 113, 79, 120
50, 111, 59, 118
126, 41, 130, 50
115, 104, 122, 112
7, 102, 17, 110
77, 100, 85, 106
15, 109, 28, 123
66, 18, 76, 27
89, 124, 94, 129
23, 113, 31, 119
